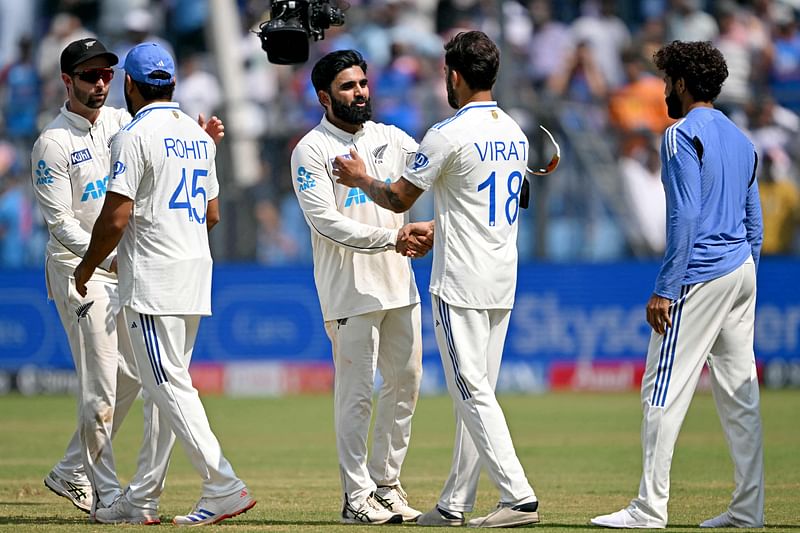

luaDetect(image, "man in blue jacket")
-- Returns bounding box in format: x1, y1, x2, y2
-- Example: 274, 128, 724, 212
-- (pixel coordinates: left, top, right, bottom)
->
591, 40, 765, 529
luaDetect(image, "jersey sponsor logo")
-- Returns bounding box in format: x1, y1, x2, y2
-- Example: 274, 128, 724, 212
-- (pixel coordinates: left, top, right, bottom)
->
344, 179, 391, 207
412, 152, 429, 171
70, 148, 92, 165
34, 160, 54, 185
81, 177, 109, 202
112, 160, 126, 179
296, 166, 316, 192
372, 144, 388, 164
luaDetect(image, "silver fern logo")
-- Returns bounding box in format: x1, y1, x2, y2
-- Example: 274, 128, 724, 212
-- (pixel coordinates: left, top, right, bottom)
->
75, 301, 94, 320
372, 144, 388, 164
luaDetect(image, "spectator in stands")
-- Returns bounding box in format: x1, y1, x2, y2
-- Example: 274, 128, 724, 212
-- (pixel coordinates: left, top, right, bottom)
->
571, 0, 631, 89
758, 148, 800, 254
173, 54, 222, 126
766, 3, 800, 115
526, 0, 574, 90
664, 0, 719, 42
714, 1, 755, 123
0, 37, 41, 149
619, 134, 666, 255
608, 48, 672, 142
0, 145, 29, 268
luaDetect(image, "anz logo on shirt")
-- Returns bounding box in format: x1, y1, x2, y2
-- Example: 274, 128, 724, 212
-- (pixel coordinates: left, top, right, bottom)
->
297, 166, 316, 192
34, 160, 54, 185
81, 176, 109, 202
344, 178, 392, 208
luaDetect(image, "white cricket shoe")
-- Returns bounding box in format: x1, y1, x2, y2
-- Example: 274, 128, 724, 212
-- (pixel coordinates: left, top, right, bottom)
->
374, 485, 423, 522
341, 494, 403, 525
43, 469, 92, 514
700, 511, 762, 528
590, 508, 664, 529
468, 501, 540, 528
94, 493, 160, 525
173, 487, 256, 527
416, 506, 465, 527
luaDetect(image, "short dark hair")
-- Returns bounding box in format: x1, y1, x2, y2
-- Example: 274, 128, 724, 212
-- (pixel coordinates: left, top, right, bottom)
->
444, 31, 499, 91
653, 41, 728, 102
311, 50, 367, 94
132, 70, 175, 101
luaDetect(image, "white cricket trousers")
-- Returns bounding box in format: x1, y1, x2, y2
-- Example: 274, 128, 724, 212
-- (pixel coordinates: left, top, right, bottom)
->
431, 295, 536, 512
120, 308, 245, 500
49, 265, 143, 508
630, 259, 764, 527
324, 303, 422, 509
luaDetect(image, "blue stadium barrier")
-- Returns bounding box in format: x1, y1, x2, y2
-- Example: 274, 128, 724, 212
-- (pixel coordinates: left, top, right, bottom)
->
1, 260, 798, 387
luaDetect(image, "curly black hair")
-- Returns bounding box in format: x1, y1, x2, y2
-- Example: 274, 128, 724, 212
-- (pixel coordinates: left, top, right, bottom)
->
653, 41, 728, 102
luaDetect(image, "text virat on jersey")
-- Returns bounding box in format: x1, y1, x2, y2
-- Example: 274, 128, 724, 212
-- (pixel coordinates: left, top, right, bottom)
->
474, 140, 528, 162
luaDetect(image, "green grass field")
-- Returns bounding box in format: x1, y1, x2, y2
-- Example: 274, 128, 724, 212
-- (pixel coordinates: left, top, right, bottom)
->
0, 391, 797, 532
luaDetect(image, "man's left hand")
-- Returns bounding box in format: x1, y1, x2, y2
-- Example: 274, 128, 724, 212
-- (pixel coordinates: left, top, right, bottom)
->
198, 113, 225, 144
333, 148, 367, 188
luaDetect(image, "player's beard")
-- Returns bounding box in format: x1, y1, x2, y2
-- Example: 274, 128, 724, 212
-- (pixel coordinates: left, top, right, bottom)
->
446, 71, 459, 109
73, 81, 108, 110
331, 95, 372, 125
665, 87, 683, 119
124, 88, 135, 116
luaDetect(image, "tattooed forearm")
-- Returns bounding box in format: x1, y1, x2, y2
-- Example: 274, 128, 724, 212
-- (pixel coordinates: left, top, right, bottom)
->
366, 179, 407, 212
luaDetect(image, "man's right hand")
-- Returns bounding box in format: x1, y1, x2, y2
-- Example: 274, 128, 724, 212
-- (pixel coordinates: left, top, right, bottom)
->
396, 221, 434, 258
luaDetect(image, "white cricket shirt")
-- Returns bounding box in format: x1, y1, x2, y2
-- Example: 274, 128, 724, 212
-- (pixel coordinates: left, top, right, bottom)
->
404, 101, 529, 309
31, 104, 131, 292
108, 101, 219, 315
290, 115, 421, 321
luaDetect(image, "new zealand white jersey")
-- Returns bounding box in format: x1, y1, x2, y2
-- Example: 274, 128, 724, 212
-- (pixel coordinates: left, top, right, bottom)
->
108, 102, 219, 315
31, 104, 131, 290
291, 115, 420, 321
404, 101, 528, 309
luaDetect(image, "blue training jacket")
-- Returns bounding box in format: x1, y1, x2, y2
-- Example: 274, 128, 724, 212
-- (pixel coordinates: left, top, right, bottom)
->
655, 107, 763, 300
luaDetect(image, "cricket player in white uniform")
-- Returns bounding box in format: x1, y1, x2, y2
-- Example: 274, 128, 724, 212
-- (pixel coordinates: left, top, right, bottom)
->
591, 41, 764, 530
291, 49, 432, 525
31, 38, 223, 519
73, 42, 255, 527
334, 31, 541, 529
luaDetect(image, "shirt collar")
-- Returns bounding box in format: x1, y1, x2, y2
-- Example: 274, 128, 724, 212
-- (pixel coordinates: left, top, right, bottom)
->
60, 101, 100, 131
134, 101, 180, 118
320, 113, 367, 142
457, 100, 498, 113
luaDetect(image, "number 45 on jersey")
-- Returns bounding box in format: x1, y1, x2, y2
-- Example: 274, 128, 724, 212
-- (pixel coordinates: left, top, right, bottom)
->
169, 167, 208, 223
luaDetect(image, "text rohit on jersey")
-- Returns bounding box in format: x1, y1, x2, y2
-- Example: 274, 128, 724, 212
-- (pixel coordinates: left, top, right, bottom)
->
164, 138, 211, 160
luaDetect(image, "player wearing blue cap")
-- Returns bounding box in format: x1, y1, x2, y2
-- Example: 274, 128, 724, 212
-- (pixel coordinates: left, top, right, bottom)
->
32, 38, 224, 521
74, 43, 255, 527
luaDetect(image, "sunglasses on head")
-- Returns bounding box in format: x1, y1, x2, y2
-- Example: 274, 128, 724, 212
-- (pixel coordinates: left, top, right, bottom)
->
73, 68, 115, 84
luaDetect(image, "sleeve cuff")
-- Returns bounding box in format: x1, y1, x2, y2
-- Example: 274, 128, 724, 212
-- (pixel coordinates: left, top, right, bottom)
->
386, 228, 399, 249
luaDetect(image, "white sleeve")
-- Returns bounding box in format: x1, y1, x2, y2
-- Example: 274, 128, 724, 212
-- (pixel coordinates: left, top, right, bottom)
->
31, 135, 115, 271
290, 142, 398, 253
107, 129, 145, 200
403, 127, 452, 191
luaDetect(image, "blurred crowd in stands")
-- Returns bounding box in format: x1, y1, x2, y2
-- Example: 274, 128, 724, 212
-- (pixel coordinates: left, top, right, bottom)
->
1, 0, 799, 268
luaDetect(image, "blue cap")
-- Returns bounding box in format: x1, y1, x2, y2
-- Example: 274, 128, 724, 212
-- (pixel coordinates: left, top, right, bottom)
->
124, 42, 175, 86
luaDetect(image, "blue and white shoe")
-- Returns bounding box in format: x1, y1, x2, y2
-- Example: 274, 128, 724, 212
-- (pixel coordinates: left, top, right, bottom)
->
172, 487, 256, 527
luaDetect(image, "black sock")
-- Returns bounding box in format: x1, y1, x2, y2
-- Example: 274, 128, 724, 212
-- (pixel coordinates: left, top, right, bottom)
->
438, 507, 463, 519
511, 501, 539, 512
